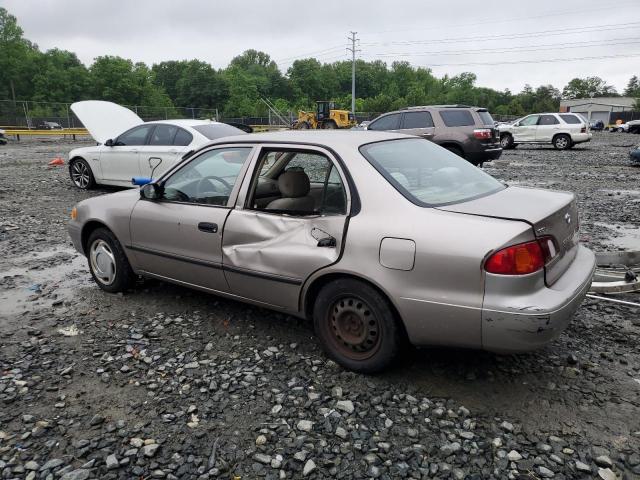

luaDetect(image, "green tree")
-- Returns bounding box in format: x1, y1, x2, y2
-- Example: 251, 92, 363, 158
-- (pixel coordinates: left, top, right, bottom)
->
32, 49, 90, 103
175, 60, 229, 110
562, 76, 617, 99
624, 75, 640, 97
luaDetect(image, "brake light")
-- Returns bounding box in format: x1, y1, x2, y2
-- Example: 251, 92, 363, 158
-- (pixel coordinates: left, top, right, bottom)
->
473, 128, 492, 139
581, 126, 586, 133
485, 236, 556, 275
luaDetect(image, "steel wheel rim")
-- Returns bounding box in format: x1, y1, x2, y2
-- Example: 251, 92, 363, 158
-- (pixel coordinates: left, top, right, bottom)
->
89, 239, 116, 285
556, 137, 568, 148
328, 296, 381, 360
71, 162, 90, 188
500, 136, 510, 147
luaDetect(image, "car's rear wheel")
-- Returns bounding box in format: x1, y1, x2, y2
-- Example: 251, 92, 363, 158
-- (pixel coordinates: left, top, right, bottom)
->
553, 134, 571, 150
500, 133, 515, 149
86, 228, 135, 293
69, 158, 95, 189
313, 278, 403, 373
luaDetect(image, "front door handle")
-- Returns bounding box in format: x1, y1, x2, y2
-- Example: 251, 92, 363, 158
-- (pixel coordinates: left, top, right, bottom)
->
198, 222, 218, 233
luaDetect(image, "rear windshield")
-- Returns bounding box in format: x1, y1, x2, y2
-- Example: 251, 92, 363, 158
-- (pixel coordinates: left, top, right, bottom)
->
477, 110, 494, 125
559, 114, 581, 124
193, 123, 246, 140
360, 138, 504, 206
439, 110, 475, 127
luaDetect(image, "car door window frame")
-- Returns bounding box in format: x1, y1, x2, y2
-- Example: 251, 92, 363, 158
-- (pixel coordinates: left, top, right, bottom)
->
148, 123, 180, 146
234, 143, 352, 218
368, 113, 401, 131
400, 111, 434, 129
537, 115, 559, 126
518, 115, 540, 127
147, 144, 258, 209
115, 124, 154, 146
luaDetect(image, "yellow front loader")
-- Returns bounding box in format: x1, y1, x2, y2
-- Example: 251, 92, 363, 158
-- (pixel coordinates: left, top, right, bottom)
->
293, 101, 356, 129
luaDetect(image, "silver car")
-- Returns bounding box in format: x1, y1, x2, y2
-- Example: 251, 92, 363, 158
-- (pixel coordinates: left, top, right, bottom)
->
68, 131, 596, 373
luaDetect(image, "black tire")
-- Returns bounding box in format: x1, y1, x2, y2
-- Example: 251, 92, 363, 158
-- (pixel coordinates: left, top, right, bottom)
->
322, 120, 337, 129
86, 228, 135, 293
313, 278, 403, 373
69, 158, 96, 189
444, 145, 464, 158
552, 134, 571, 150
500, 133, 515, 149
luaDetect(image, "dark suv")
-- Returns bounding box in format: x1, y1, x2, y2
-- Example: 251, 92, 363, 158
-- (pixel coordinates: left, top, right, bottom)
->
365, 105, 502, 165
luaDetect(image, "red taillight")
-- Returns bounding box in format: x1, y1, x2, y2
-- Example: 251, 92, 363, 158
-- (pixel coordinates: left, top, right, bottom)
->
485, 237, 556, 275
581, 126, 586, 133
473, 128, 492, 139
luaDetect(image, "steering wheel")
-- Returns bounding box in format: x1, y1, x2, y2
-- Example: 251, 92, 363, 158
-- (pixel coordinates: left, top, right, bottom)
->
195, 176, 232, 198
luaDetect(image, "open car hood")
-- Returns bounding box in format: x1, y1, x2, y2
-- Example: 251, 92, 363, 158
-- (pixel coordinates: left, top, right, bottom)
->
71, 100, 143, 144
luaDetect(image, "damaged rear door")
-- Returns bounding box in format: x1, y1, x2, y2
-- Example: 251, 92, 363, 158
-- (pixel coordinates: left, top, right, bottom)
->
222, 145, 351, 311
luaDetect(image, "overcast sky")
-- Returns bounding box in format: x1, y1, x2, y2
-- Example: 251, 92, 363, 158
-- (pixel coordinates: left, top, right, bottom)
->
3, 0, 639, 94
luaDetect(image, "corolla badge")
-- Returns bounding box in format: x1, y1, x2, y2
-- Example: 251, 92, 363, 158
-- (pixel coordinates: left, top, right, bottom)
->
564, 212, 571, 224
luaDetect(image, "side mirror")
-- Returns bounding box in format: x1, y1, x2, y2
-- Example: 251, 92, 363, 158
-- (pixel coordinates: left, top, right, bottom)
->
132, 177, 152, 186
140, 183, 163, 200
104, 138, 114, 147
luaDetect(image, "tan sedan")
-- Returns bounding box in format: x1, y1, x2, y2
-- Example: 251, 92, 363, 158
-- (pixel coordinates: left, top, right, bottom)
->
69, 131, 595, 372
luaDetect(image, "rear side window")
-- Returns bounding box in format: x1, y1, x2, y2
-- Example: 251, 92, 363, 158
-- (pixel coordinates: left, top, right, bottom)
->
539, 115, 559, 125
368, 113, 401, 130
559, 114, 581, 124
439, 110, 475, 127
173, 128, 193, 146
402, 111, 434, 129
477, 110, 494, 125
149, 124, 178, 146
193, 123, 246, 140
360, 138, 504, 206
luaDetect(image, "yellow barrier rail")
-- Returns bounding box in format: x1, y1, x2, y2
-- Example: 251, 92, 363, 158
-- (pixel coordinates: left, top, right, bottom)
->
4, 128, 90, 140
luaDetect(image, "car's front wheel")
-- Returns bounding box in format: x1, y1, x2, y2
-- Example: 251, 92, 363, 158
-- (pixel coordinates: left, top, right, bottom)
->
86, 228, 135, 293
313, 278, 403, 373
553, 134, 571, 150
69, 158, 96, 189
500, 133, 516, 149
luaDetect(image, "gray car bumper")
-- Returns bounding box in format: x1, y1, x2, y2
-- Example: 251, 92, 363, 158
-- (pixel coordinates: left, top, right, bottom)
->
68, 221, 84, 255
481, 245, 596, 352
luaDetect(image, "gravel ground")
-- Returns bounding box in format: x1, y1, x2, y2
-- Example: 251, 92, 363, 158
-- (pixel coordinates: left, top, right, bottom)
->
1, 133, 639, 480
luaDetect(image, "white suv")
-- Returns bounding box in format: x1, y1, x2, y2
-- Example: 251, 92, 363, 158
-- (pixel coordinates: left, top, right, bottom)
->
498, 113, 592, 150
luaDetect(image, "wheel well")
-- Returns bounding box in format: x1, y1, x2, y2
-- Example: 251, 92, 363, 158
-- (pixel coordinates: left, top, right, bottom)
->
552, 133, 570, 141
68, 155, 87, 172
81, 221, 110, 252
303, 272, 409, 340
439, 142, 463, 152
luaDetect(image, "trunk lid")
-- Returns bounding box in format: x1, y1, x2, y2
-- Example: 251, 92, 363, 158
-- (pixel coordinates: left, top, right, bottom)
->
438, 186, 579, 285
71, 100, 143, 144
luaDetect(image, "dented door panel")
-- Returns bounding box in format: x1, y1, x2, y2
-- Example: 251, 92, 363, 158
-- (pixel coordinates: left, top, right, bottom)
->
222, 210, 346, 309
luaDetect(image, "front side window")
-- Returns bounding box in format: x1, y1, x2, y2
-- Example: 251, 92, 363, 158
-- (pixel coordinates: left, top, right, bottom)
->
360, 138, 504, 206
247, 149, 347, 215
368, 113, 401, 131
538, 115, 559, 125
116, 125, 153, 146
559, 114, 581, 124
149, 124, 178, 146
161, 147, 251, 206
402, 111, 434, 129
439, 110, 475, 127
519, 115, 539, 126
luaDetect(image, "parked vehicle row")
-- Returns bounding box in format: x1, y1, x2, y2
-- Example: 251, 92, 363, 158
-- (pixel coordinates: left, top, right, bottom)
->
69, 129, 596, 373
498, 112, 592, 150
612, 119, 640, 134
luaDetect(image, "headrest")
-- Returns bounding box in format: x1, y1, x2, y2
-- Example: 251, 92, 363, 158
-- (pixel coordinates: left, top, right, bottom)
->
278, 170, 310, 198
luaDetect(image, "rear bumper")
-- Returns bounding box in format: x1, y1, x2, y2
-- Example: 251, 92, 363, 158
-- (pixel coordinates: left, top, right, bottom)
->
467, 146, 503, 163
572, 133, 592, 143
481, 245, 596, 353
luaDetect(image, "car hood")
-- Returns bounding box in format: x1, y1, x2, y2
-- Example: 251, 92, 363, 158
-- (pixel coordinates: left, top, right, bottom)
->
71, 100, 143, 144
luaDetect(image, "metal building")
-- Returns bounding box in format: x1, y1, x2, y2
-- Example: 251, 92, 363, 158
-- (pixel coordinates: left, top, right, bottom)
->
560, 97, 637, 125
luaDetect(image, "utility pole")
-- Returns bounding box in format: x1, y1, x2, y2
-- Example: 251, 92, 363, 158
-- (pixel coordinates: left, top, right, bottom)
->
347, 31, 360, 117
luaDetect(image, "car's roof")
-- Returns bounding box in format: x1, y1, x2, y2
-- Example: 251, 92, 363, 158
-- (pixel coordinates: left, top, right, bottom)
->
209, 130, 414, 149
146, 119, 221, 127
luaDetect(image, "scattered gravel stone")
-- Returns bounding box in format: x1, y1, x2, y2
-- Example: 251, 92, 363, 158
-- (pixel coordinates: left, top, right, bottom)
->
303, 459, 316, 476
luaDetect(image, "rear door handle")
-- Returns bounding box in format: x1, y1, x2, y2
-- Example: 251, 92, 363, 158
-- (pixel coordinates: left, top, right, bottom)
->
198, 222, 218, 233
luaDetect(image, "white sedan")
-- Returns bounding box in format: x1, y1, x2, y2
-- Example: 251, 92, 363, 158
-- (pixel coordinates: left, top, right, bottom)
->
68, 101, 247, 189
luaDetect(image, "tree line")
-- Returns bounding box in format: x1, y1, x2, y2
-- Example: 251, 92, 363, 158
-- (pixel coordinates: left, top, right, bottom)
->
1, 7, 639, 120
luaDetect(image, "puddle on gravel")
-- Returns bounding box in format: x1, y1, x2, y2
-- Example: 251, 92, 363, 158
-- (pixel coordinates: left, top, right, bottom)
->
594, 222, 640, 251
0, 246, 90, 317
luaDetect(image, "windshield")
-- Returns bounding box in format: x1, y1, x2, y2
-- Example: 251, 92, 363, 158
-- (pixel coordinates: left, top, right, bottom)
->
193, 123, 246, 140
360, 138, 504, 206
